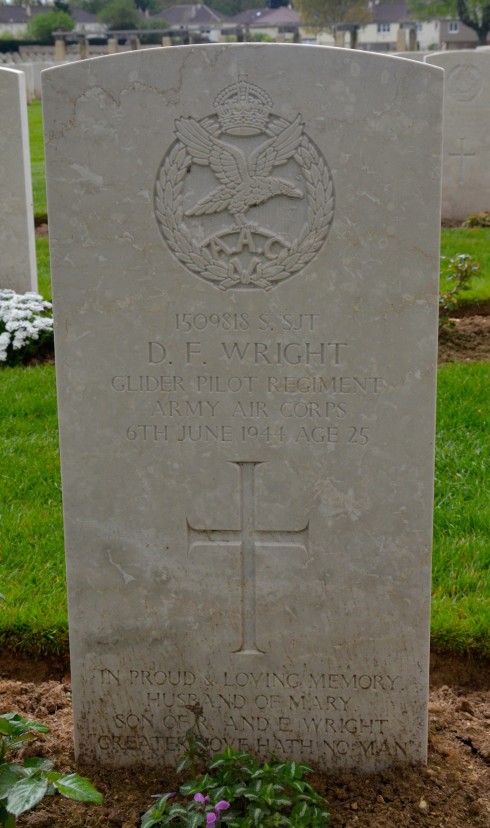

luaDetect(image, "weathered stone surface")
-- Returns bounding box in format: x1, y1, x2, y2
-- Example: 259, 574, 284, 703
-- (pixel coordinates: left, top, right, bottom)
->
0, 66, 37, 292
425, 50, 490, 221
394, 51, 430, 61
42, 44, 443, 772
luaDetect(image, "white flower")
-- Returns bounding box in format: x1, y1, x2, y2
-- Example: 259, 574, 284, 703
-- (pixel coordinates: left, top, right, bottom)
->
0, 289, 53, 363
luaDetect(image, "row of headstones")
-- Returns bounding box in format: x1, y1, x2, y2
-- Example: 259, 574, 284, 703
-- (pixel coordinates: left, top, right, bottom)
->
1, 61, 57, 101
2, 48, 488, 297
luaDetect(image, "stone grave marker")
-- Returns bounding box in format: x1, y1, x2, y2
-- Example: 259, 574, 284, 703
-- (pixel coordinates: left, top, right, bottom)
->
0, 66, 37, 292
425, 50, 490, 222
42, 44, 443, 772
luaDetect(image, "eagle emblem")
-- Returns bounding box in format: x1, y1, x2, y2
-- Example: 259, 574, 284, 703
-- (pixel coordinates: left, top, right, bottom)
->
174, 114, 304, 223
155, 75, 334, 290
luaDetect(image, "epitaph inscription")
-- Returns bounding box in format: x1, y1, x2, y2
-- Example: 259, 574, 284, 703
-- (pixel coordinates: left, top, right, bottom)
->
154, 74, 334, 290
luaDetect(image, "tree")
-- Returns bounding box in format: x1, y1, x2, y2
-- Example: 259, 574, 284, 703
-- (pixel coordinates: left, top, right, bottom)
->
98, 0, 141, 29
409, 0, 490, 44
54, 0, 71, 12
294, 0, 371, 33
75, 0, 107, 14
194, 0, 250, 16
27, 10, 75, 42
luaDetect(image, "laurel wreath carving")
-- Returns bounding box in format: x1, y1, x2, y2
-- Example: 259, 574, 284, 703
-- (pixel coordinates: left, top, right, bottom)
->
154, 118, 335, 291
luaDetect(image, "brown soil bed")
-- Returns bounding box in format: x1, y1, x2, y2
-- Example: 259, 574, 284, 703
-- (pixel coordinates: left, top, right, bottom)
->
438, 313, 490, 363
1, 651, 489, 827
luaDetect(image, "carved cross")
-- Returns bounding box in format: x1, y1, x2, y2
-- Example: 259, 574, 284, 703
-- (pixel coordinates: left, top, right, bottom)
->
187, 461, 309, 655
448, 137, 476, 185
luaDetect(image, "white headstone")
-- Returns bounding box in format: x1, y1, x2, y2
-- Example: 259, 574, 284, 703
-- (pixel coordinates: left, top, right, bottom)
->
425, 50, 490, 221
42, 44, 443, 772
0, 67, 37, 292
394, 51, 430, 62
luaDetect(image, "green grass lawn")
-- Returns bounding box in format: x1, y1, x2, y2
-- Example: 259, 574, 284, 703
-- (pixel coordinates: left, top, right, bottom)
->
1, 361, 489, 657
28, 100, 47, 222
433, 363, 490, 656
0, 365, 67, 656
440, 227, 490, 307
36, 237, 51, 301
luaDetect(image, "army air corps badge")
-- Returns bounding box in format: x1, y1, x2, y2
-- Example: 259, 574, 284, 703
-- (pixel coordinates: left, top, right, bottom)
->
154, 74, 335, 291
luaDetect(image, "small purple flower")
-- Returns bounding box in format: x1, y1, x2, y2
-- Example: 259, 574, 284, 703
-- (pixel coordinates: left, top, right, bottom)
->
194, 794, 211, 805
194, 793, 211, 805
194, 794, 211, 811
205, 800, 230, 825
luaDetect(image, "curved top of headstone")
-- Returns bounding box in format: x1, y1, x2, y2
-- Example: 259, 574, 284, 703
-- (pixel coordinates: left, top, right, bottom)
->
42, 44, 443, 294
0, 64, 37, 293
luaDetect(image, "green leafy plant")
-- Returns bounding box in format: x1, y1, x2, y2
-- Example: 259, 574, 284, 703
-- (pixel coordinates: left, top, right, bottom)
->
439, 253, 480, 323
142, 741, 330, 827
142, 791, 230, 827
0, 712, 103, 826
462, 211, 490, 228
185, 746, 330, 827
176, 704, 211, 778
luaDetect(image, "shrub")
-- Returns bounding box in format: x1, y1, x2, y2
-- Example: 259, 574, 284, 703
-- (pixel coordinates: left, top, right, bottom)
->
26, 11, 74, 44
439, 253, 480, 324
142, 744, 330, 827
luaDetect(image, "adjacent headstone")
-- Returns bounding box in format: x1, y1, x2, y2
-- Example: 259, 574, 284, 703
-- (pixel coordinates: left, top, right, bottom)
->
425, 50, 490, 221
0, 66, 37, 292
395, 51, 429, 62
42, 44, 443, 772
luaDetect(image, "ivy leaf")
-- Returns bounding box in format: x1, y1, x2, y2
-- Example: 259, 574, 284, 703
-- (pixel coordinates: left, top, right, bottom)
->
24, 758, 54, 772
51, 773, 103, 803
0, 714, 50, 734
6, 775, 48, 816
0, 804, 16, 828
0, 766, 24, 799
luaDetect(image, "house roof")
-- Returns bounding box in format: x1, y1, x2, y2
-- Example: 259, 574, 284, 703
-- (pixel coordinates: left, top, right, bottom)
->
151, 4, 224, 25
0, 6, 29, 24
260, 6, 298, 24
372, 1, 410, 24
227, 6, 299, 27
0, 5, 98, 24
70, 9, 100, 24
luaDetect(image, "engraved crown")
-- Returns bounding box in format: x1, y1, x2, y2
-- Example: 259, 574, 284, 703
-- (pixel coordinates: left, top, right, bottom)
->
214, 74, 273, 135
